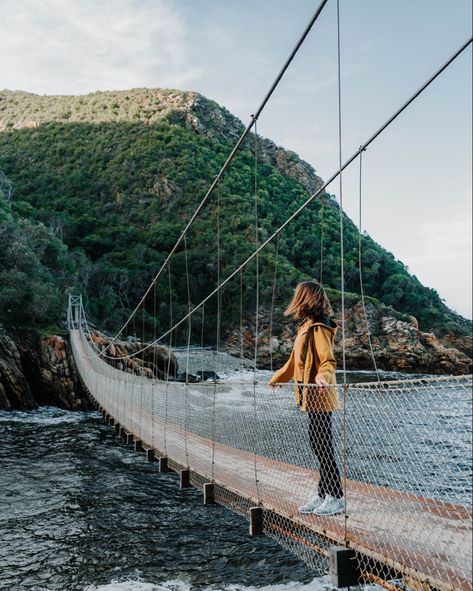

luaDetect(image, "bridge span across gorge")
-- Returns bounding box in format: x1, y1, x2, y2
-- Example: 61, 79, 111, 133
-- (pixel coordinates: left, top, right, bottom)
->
68, 305, 472, 591
63, 7, 473, 586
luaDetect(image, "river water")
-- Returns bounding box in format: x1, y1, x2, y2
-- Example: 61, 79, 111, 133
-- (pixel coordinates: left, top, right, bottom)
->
0, 406, 322, 591
0, 357, 470, 591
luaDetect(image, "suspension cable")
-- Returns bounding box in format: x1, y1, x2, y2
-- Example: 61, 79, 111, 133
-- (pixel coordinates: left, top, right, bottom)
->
185, 235, 192, 382
79, 36, 472, 360
211, 181, 223, 481
152, 280, 157, 447
357, 148, 381, 379
269, 234, 280, 372
200, 303, 205, 381
253, 120, 260, 376
252, 120, 261, 502
239, 269, 245, 375
153, 281, 157, 376
335, 0, 348, 544
83, 0, 330, 359
319, 194, 324, 285
184, 235, 192, 465
163, 263, 173, 457
215, 181, 222, 375
336, 0, 346, 385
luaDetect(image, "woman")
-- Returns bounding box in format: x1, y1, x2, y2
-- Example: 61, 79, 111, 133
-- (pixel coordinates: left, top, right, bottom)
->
269, 281, 344, 516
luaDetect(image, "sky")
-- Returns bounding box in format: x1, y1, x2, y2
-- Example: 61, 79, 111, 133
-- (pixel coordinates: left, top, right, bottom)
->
0, 0, 471, 319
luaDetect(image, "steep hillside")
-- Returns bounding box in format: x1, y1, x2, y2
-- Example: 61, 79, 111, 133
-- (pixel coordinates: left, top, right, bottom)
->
0, 180, 78, 326
0, 89, 470, 353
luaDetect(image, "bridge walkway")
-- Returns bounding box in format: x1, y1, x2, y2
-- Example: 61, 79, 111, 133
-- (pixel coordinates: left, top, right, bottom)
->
70, 328, 472, 591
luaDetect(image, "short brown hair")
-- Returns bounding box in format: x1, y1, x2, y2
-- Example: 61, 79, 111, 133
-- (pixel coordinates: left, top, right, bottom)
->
284, 281, 333, 320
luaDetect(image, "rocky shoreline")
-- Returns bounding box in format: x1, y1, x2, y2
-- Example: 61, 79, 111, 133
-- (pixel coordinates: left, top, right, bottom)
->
1, 301, 471, 411
0, 331, 85, 411
225, 301, 472, 375
0, 329, 179, 411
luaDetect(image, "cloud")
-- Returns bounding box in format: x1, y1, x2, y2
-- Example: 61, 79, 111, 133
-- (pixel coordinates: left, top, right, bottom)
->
0, 0, 201, 94
394, 216, 472, 319
404, 217, 472, 266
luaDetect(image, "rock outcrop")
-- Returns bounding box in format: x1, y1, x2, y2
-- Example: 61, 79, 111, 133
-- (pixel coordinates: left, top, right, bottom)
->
0, 328, 178, 411
341, 302, 472, 374
224, 301, 472, 375
0, 331, 86, 411
439, 334, 473, 359
87, 331, 178, 380
0, 324, 178, 410
0, 334, 36, 410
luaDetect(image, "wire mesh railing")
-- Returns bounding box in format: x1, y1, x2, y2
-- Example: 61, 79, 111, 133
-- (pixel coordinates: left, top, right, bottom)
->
70, 328, 472, 590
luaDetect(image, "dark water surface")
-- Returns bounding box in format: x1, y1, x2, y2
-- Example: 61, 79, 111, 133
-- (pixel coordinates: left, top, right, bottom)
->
0, 407, 324, 591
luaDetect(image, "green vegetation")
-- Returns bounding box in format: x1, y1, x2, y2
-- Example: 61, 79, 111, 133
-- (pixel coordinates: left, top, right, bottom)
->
0, 89, 469, 340
0, 181, 80, 327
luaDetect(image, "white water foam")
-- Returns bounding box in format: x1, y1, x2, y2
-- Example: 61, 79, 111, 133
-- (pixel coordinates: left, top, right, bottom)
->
0, 405, 97, 425
83, 576, 339, 591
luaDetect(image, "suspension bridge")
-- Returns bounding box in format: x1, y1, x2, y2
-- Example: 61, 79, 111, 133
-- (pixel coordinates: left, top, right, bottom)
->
69, 304, 472, 591
66, 1, 472, 589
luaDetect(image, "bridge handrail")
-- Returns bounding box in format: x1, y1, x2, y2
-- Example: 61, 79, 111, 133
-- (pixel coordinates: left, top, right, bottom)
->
70, 327, 473, 590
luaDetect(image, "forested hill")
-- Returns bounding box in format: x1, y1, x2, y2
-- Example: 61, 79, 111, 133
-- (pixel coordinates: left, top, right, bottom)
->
0, 88, 470, 343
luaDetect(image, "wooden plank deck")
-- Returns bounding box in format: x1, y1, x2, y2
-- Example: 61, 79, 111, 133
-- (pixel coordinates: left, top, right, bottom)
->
117, 404, 472, 591
72, 332, 472, 591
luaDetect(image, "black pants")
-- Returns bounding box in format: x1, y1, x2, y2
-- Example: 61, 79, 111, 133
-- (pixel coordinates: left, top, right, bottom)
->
308, 411, 343, 499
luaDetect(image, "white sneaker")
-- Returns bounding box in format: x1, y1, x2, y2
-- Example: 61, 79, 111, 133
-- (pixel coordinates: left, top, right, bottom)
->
298, 493, 325, 514
313, 495, 344, 516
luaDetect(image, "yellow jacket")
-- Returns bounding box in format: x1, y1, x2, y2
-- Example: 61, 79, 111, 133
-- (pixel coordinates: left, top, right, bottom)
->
269, 318, 339, 412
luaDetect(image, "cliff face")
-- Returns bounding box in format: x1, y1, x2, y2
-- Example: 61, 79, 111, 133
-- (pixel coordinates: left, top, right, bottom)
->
171, 92, 325, 196
0, 329, 179, 411
0, 331, 87, 411
340, 302, 472, 374
0, 334, 36, 410
224, 301, 472, 375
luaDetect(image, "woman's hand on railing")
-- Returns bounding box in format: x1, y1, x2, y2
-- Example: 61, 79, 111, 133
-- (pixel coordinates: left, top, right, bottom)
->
315, 377, 328, 390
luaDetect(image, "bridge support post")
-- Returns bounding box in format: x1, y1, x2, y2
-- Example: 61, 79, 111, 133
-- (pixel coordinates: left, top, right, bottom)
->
180, 469, 190, 488
249, 507, 263, 536
108, 417, 115, 427
158, 457, 169, 472
114, 423, 121, 434
134, 439, 143, 452
329, 547, 359, 587
146, 449, 155, 463
126, 433, 134, 445
203, 483, 215, 505
119, 427, 127, 439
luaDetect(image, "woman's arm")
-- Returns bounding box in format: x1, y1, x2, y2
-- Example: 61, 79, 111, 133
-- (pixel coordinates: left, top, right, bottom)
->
313, 327, 336, 382
269, 348, 295, 384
